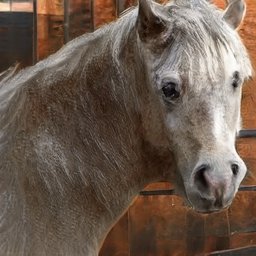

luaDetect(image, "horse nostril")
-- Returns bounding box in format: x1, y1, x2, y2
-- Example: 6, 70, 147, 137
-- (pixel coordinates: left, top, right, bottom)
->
194, 164, 210, 191
231, 163, 239, 176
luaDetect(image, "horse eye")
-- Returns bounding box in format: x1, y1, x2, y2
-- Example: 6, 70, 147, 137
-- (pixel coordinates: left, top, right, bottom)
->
162, 82, 180, 99
232, 71, 240, 89
232, 80, 239, 88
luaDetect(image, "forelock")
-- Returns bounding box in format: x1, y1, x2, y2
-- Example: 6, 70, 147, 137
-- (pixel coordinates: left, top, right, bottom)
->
159, 0, 252, 82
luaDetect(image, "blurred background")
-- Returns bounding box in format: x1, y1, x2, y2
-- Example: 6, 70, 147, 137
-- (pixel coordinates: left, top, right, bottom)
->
0, 0, 256, 255
0, 0, 139, 71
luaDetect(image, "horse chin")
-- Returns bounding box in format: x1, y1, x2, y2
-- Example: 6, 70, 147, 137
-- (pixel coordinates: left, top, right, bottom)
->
193, 204, 231, 215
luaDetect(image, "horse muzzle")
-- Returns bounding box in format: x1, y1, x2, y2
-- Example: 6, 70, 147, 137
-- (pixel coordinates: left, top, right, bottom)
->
185, 159, 247, 213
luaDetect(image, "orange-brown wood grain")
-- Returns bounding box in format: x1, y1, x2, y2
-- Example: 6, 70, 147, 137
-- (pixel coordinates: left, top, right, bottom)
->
240, 0, 256, 128
94, 0, 116, 28
37, 14, 64, 60
38, 0, 64, 16
100, 213, 129, 256
128, 196, 188, 256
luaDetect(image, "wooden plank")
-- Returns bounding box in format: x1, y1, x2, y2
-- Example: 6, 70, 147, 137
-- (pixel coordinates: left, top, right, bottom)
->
143, 182, 173, 191
129, 196, 188, 256
38, 0, 64, 15
230, 232, 256, 249
228, 191, 256, 234
0, 2, 10, 12
204, 236, 231, 254
239, 0, 256, 129
204, 211, 230, 237
68, 0, 93, 41
10, 0, 33, 12
94, 0, 116, 28
99, 213, 129, 256
237, 138, 256, 186
37, 0, 64, 60
0, 1, 33, 12
185, 211, 206, 256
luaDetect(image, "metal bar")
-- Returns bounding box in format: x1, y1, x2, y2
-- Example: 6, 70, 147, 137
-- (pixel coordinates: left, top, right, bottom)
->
115, 0, 120, 17
32, 0, 37, 64
64, 0, 70, 43
238, 185, 256, 191
140, 185, 256, 196
238, 129, 256, 138
140, 189, 175, 196
208, 245, 256, 256
90, 0, 95, 32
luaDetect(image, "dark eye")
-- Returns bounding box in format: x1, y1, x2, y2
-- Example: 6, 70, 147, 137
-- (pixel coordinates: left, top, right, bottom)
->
162, 82, 180, 99
232, 71, 240, 88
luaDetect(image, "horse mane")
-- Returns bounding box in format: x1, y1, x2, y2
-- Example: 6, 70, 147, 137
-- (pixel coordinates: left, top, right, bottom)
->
0, 63, 21, 84
163, 0, 252, 82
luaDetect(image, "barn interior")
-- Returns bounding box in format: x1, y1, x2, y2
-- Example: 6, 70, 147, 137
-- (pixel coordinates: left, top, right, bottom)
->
0, 0, 255, 255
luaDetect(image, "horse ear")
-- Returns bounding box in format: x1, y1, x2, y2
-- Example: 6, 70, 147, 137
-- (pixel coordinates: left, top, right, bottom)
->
137, 0, 166, 41
223, 0, 246, 29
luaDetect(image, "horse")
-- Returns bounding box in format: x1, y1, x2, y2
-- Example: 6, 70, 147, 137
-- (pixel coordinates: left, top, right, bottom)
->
0, 0, 252, 255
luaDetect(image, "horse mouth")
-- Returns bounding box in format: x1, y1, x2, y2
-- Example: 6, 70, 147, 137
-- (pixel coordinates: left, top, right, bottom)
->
174, 181, 234, 214
183, 192, 233, 214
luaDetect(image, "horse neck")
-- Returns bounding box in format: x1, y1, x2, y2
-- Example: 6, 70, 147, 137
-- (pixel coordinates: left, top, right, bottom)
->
61, 20, 175, 250
0, 13, 175, 255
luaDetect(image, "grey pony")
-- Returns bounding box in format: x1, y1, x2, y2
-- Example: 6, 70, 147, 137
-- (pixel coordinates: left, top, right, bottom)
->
0, 0, 252, 255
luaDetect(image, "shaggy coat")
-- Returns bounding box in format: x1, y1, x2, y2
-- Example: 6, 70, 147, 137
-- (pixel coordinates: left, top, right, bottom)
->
0, 0, 252, 255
